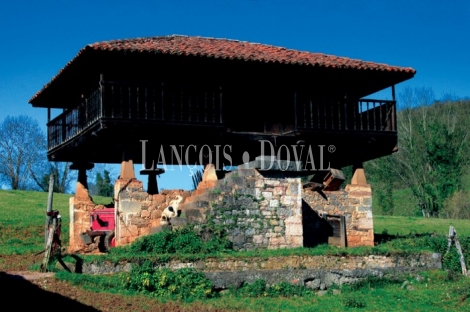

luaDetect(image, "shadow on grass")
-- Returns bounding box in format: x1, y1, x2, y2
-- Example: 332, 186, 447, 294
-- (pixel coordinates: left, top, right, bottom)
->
374, 231, 437, 245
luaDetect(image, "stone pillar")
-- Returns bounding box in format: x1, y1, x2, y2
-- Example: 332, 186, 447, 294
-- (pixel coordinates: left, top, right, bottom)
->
351, 162, 367, 185
346, 162, 373, 246
120, 150, 136, 180
114, 150, 144, 246
284, 177, 304, 248
69, 162, 95, 253
194, 164, 218, 195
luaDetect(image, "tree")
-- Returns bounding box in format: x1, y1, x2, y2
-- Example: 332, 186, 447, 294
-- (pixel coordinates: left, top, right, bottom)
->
366, 87, 470, 217
95, 170, 114, 197
31, 162, 76, 193
0, 115, 47, 190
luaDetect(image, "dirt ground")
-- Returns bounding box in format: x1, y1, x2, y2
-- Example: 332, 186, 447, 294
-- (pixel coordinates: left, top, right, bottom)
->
0, 254, 230, 312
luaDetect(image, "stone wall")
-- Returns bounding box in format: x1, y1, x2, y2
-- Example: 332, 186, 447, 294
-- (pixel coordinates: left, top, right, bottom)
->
114, 178, 190, 245
79, 253, 443, 289
69, 165, 375, 253
302, 184, 374, 247
182, 168, 304, 250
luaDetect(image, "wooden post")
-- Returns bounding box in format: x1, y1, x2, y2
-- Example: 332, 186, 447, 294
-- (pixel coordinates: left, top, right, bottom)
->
41, 218, 56, 272
446, 226, 468, 277
45, 174, 54, 247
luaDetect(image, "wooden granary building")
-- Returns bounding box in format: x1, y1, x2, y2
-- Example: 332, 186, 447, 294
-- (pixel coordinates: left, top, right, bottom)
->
30, 35, 415, 252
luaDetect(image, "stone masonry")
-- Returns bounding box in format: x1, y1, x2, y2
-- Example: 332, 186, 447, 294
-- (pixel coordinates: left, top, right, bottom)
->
70, 161, 374, 252
182, 167, 304, 250
303, 184, 374, 247
114, 178, 190, 246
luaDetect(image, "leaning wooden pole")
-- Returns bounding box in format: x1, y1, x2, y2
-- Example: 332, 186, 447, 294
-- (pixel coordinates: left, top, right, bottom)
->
41, 174, 55, 272
447, 226, 468, 277
45, 174, 54, 247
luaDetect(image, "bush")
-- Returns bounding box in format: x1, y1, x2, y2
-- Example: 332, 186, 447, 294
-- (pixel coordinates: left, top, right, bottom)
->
235, 279, 314, 298
442, 191, 470, 219
129, 226, 232, 255
121, 262, 214, 300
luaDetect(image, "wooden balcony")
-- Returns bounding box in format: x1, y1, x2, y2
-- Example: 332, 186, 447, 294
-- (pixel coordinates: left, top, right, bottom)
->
47, 82, 224, 151
46, 81, 397, 167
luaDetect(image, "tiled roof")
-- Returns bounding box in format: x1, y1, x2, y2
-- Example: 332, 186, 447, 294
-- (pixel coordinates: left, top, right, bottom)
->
30, 35, 416, 103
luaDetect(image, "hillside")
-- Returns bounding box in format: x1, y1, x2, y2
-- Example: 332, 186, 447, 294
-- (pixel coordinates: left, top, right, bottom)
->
365, 98, 470, 218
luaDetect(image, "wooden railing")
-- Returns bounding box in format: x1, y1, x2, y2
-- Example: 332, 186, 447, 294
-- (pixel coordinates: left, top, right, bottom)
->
101, 81, 224, 124
295, 94, 396, 132
47, 83, 396, 151
47, 82, 224, 150
47, 89, 101, 149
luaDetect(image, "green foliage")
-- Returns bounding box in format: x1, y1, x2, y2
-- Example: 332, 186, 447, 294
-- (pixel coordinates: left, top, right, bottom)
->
127, 226, 232, 255
367, 94, 470, 218
342, 296, 367, 308
95, 170, 113, 197
235, 279, 314, 298
121, 263, 214, 300
442, 190, 470, 219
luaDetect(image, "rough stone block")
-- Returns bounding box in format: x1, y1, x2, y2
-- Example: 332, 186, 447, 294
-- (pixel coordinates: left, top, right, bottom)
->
120, 225, 139, 238
151, 210, 162, 219
269, 199, 279, 207
262, 191, 273, 199
287, 236, 303, 247
152, 194, 166, 205
269, 236, 286, 245
119, 201, 142, 213
273, 186, 285, 196
253, 235, 264, 244
285, 216, 303, 236
140, 210, 150, 218
281, 195, 293, 205
286, 183, 300, 195
150, 224, 170, 234
238, 168, 258, 177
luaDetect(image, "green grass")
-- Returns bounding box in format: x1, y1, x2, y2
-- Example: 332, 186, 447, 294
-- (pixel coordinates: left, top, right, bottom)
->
374, 215, 470, 237
54, 269, 470, 311
0, 189, 111, 255
1, 189, 470, 310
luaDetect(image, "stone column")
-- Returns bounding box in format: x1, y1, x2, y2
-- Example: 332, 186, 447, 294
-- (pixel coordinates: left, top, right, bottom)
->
69, 162, 95, 253
120, 150, 136, 180
114, 150, 144, 246
345, 162, 374, 246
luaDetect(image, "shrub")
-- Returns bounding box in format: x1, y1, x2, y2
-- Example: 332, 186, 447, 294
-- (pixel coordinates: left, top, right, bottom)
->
121, 262, 214, 300
129, 226, 232, 255
235, 279, 314, 298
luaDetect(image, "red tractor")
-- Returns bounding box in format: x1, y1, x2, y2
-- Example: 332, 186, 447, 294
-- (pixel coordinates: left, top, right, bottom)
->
80, 208, 116, 252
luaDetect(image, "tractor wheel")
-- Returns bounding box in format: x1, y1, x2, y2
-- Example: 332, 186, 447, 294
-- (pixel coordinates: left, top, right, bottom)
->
104, 231, 115, 252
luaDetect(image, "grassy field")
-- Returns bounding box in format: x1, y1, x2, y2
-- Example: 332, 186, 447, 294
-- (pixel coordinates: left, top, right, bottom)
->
55, 269, 470, 312
0, 190, 111, 255
374, 215, 470, 237
0, 189, 469, 311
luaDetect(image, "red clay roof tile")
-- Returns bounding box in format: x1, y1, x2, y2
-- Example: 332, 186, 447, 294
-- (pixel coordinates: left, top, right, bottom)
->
30, 35, 416, 103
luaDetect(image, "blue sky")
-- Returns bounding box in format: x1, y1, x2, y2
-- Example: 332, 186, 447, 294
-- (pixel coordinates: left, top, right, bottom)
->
1, 0, 469, 190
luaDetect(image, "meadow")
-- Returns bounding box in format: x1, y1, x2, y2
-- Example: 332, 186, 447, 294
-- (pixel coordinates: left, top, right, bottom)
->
0, 189, 469, 311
